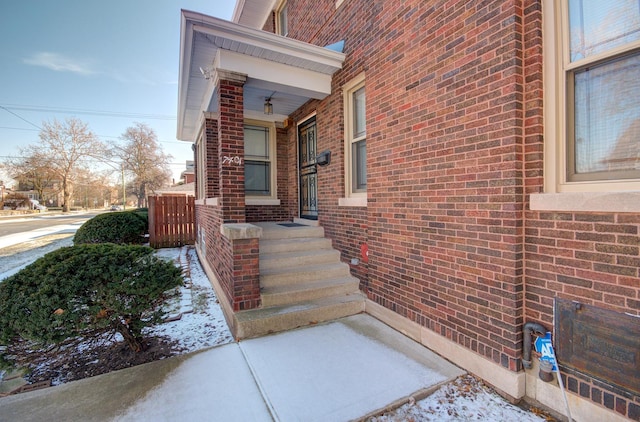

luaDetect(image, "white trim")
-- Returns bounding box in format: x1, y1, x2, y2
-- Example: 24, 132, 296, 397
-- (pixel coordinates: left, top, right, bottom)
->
215, 50, 334, 100
343, 72, 366, 198
245, 119, 278, 200
275, 0, 288, 37
336, 0, 346, 8
178, 10, 345, 142
542, 0, 640, 194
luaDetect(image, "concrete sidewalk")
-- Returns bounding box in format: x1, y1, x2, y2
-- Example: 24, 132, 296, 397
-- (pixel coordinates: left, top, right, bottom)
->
0, 314, 464, 422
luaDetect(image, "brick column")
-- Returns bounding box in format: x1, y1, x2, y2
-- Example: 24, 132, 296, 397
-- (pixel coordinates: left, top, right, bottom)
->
217, 72, 246, 223
204, 116, 219, 198
221, 223, 262, 311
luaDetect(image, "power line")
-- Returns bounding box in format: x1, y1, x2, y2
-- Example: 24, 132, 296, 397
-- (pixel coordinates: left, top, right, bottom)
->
0, 125, 189, 145
0, 103, 176, 120
0, 106, 41, 130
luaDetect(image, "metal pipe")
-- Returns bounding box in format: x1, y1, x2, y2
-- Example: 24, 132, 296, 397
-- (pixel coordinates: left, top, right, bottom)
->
522, 321, 547, 369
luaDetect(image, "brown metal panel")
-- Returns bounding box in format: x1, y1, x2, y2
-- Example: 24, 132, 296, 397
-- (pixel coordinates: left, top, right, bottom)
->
555, 298, 640, 395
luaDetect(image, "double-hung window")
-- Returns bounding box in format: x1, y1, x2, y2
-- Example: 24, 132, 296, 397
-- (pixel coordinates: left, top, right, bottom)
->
544, 0, 640, 194
244, 123, 275, 197
342, 73, 366, 203
276, 1, 288, 37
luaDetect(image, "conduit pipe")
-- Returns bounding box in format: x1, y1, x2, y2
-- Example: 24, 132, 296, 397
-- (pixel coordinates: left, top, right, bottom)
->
522, 321, 547, 369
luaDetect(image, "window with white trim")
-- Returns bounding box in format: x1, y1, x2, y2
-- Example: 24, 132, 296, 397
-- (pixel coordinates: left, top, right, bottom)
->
244, 121, 276, 198
343, 73, 366, 200
195, 134, 205, 200
276, 0, 288, 37
544, 0, 640, 193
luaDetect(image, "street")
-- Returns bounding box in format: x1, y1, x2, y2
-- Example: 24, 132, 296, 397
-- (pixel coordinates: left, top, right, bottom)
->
0, 211, 99, 280
0, 212, 99, 239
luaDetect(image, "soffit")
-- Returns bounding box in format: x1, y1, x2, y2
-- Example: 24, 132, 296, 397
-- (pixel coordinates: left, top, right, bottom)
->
177, 10, 345, 142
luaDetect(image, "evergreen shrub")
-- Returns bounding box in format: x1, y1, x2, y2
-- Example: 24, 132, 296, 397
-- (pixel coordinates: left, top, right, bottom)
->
73, 211, 147, 245
0, 244, 183, 354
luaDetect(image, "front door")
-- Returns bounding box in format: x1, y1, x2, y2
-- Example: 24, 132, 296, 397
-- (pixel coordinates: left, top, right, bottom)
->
299, 117, 318, 220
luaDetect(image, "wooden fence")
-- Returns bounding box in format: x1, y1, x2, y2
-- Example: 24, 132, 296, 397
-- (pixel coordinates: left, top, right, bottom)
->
148, 195, 195, 248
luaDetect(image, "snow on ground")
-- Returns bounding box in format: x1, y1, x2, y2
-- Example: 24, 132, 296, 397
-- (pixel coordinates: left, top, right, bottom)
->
0, 235, 75, 280
148, 247, 233, 352
0, 225, 551, 421
368, 375, 547, 421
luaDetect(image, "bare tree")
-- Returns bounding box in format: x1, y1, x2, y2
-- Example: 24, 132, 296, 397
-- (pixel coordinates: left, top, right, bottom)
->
25, 118, 106, 212
117, 123, 172, 208
2, 153, 57, 203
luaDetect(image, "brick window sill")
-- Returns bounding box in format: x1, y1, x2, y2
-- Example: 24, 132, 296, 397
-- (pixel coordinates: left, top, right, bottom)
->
530, 192, 640, 213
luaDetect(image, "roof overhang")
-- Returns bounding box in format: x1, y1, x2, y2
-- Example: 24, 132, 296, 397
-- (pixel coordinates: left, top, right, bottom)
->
177, 10, 346, 142
231, 0, 277, 28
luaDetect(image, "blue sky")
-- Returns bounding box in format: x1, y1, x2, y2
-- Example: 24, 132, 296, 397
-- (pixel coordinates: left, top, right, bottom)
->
0, 0, 236, 183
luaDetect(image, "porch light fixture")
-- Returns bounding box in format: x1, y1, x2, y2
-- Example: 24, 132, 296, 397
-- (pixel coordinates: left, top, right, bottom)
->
264, 97, 273, 115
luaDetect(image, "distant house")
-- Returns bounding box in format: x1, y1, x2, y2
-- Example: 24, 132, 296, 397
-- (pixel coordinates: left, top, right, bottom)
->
181, 160, 195, 184
177, 2, 640, 421
154, 182, 195, 197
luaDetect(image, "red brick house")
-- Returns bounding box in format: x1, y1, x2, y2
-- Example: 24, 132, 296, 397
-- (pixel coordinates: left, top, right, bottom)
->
177, 1, 640, 420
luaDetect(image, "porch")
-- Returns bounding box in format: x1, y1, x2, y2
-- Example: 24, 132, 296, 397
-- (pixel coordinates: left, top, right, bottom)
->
196, 220, 365, 339
178, 11, 355, 338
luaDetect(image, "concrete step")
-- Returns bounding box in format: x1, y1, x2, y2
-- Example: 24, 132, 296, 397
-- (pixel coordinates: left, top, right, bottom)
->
261, 276, 361, 307
234, 293, 366, 339
259, 237, 333, 255
257, 223, 325, 240
260, 248, 341, 270
260, 262, 352, 288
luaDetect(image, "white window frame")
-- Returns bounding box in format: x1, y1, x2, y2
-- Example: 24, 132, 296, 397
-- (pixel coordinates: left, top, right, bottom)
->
195, 131, 206, 201
275, 0, 288, 37
340, 72, 367, 207
244, 119, 279, 205
535, 0, 640, 212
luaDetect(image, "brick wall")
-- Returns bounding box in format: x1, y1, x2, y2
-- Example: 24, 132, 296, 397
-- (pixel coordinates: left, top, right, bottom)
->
262, 0, 640, 418
524, 210, 640, 418
274, 1, 527, 373
520, 0, 640, 418
218, 78, 246, 224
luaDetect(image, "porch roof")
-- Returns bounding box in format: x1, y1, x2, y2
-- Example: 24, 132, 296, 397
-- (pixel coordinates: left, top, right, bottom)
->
177, 10, 346, 142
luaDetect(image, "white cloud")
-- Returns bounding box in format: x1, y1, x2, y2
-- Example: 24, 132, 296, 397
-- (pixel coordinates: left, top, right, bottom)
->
23, 52, 97, 76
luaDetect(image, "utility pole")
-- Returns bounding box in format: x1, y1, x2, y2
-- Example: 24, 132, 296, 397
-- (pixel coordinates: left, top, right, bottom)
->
122, 164, 126, 210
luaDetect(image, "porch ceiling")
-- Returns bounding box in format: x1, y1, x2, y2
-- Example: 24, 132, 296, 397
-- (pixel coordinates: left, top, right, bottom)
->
177, 10, 346, 142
